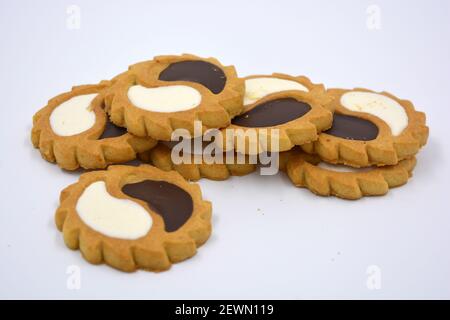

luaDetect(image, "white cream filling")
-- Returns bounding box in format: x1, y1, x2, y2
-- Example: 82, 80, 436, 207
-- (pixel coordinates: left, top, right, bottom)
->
127, 85, 202, 112
317, 162, 372, 173
244, 77, 309, 105
340, 91, 408, 136
49, 93, 98, 136
76, 181, 152, 240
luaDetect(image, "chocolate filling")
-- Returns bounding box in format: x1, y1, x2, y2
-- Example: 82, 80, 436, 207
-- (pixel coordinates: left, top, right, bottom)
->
158, 60, 226, 94
121, 159, 144, 167
325, 114, 379, 141
122, 180, 193, 232
166, 136, 219, 156
231, 98, 311, 127
99, 119, 127, 139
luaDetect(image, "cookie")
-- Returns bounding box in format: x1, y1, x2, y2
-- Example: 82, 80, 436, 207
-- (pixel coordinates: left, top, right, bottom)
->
55, 165, 212, 272
31, 82, 157, 170
140, 139, 256, 181
105, 54, 244, 140
286, 149, 417, 200
217, 74, 333, 154
277, 149, 299, 172
301, 88, 429, 167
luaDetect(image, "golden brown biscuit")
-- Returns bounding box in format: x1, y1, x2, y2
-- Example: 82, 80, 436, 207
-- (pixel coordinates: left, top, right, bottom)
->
217, 89, 333, 155
277, 149, 299, 172
286, 149, 417, 200
55, 165, 212, 272
105, 54, 244, 140
301, 88, 429, 167
140, 142, 256, 181
216, 73, 333, 155
31, 82, 156, 170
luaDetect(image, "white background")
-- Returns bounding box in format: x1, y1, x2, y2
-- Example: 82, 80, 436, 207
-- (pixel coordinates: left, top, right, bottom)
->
0, 0, 449, 299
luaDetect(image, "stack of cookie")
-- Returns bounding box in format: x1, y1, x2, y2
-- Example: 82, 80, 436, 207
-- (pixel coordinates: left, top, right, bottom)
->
284, 87, 428, 200
31, 54, 429, 272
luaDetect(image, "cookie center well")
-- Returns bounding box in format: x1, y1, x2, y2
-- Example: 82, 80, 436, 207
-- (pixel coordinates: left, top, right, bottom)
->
158, 60, 226, 94
340, 91, 408, 136
76, 181, 153, 240
231, 98, 311, 127
325, 114, 379, 141
127, 85, 202, 112
122, 180, 193, 232
49, 93, 98, 136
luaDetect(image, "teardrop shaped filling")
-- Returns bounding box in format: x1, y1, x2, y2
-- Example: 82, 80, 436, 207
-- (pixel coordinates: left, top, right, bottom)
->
122, 180, 193, 232
325, 113, 379, 141
159, 60, 226, 94
231, 98, 311, 127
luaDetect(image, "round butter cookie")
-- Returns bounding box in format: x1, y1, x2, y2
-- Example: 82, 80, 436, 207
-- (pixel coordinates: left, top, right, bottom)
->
105, 54, 244, 140
140, 139, 256, 181
31, 82, 156, 170
55, 165, 212, 272
301, 88, 429, 167
216, 73, 332, 155
287, 149, 417, 200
